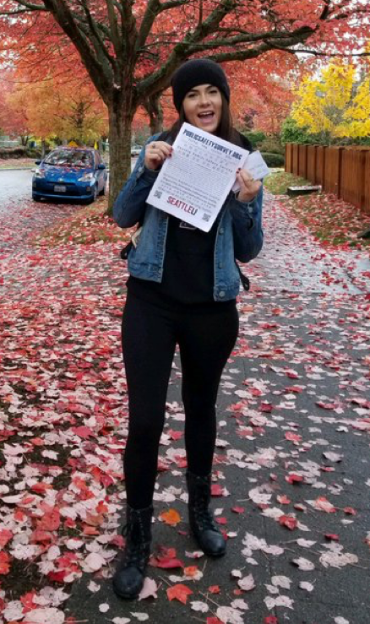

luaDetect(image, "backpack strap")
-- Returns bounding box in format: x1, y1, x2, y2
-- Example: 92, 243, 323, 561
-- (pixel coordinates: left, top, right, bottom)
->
235, 262, 250, 291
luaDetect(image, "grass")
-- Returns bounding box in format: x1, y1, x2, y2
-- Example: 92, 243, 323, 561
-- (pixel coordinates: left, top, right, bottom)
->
264, 170, 310, 195
265, 171, 370, 251
32, 198, 130, 247
0, 158, 36, 170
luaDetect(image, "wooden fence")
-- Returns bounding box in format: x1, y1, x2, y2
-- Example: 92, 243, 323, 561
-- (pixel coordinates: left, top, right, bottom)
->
285, 143, 370, 215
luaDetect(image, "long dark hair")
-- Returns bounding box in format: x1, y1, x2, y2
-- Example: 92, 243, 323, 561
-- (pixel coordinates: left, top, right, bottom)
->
168, 92, 243, 147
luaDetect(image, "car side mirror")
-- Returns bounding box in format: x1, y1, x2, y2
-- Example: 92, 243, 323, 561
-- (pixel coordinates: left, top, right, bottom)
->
97, 163, 106, 170
35, 160, 41, 165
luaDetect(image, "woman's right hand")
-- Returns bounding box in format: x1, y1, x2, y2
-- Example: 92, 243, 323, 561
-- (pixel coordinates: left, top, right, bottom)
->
144, 140, 173, 170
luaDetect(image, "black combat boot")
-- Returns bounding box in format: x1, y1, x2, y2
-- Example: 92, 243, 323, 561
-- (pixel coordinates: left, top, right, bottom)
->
112, 504, 153, 599
186, 471, 226, 557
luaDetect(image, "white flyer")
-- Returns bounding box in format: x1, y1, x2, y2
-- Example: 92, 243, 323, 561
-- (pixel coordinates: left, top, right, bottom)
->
231, 151, 270, 193
147, 122, 249, 232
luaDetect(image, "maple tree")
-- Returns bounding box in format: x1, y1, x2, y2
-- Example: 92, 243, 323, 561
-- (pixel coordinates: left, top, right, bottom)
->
1, 70, 108, 148
1, 1, 369, 207
291, 59, 370, 142
0, 74, 32, 144
223, 55, 302, 136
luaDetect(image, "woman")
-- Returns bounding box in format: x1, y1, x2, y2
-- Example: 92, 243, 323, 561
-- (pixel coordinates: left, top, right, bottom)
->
112, 59, 263, 599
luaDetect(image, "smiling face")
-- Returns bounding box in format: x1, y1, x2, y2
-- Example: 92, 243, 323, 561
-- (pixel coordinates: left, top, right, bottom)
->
182, 84, 223, 134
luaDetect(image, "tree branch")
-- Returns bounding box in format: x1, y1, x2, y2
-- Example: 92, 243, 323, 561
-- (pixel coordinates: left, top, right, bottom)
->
117, 0, 137, 63
78, 0, 116, 68
159, 0, 189, 10
0, 6, 46, 15
136, 0, 160, 51
136, 18, 315, 101
319, 0, 331, 21
40, 0, 113, 97
1, 0, 46, 10
280, 48, 370, 58
105, 0, 122, 56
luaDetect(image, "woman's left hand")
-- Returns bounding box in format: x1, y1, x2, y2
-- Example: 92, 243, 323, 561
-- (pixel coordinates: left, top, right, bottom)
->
235, 169, 262, 203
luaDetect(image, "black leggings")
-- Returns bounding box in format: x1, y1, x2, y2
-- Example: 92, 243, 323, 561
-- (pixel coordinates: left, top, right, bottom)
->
122, 292, 239, 509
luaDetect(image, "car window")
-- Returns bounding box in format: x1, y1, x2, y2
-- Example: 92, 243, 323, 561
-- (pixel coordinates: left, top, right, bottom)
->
45, 150, 94, 167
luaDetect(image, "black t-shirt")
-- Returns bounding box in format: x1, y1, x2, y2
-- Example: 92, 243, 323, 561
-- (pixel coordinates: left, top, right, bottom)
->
127, 214, 234, 309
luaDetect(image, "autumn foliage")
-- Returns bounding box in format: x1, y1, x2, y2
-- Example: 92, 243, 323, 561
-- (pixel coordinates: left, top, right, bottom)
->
292, 58, 370, 141
1, 0, 369, 205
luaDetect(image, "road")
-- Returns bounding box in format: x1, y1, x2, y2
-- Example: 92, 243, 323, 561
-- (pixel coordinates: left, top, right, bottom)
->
0, 169, 33, 205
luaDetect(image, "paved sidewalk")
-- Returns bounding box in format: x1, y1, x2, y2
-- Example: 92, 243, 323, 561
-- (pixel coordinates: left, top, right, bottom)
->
0, 192, 369, 624
66, 194, 370, 624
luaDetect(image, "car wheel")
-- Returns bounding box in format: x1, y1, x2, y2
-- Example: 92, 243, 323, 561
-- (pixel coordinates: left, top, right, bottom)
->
32, 194, 41, 202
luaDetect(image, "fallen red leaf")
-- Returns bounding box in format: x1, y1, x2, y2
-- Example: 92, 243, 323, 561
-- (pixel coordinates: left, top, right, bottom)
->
0, 529, 13, 548
285, 431, 302, 443
167, 429, 183, 440
183, 565, 199, 577
159, 508, 181, 526
36, 508, 61, 532
150, 547, 184, 569
277, 495, 291, 505
167, 583, 193, 604
231, 506, 245, 514
0, 551, 10, 575
343, 507, 357, 515
279, 515, 298, 530
211, 483, 224, 496
208, 585, 220, 594
285, 473, 304, 484
20, 591, 38, 612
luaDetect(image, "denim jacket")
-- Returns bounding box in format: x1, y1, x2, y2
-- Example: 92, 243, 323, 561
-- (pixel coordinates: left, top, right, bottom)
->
113, 134, 264, 302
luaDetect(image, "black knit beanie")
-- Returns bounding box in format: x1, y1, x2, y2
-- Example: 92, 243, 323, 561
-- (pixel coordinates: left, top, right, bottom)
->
171, 59, 230, 112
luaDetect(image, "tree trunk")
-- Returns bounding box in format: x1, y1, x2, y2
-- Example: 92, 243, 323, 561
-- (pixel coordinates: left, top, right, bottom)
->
107, 104, 133, 214
145, 94, 164, 135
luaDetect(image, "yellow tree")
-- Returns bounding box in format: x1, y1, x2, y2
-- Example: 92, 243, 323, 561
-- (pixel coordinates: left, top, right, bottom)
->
344, 75, 370, 138
4, 74, 107, 148
291, 61, 370, 142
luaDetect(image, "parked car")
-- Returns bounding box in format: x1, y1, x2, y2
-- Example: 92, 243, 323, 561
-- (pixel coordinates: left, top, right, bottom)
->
32, 147, 108, 203
131, 145, 142, 157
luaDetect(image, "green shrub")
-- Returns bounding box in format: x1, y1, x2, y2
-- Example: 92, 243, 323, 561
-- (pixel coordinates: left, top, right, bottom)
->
242, 130, 267, 149
280, 117, 325, 145
258, 136, 285, 155
26, 148, 43, 159
0, 146, 27, 159
261, 152, 285, 167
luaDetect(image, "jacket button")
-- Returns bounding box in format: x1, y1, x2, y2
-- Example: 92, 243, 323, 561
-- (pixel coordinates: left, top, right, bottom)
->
219, 291, 225, 297
219, 228, 224, 234
218, 262, 223, 269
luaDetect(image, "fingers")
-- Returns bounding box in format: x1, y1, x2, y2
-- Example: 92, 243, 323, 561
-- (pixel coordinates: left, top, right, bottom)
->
145, 141, 173, 170
236, 169, 261, 202
237, 168, 255, 185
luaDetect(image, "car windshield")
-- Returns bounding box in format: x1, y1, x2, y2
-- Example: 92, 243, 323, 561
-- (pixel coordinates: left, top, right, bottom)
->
45, 150, 94, 168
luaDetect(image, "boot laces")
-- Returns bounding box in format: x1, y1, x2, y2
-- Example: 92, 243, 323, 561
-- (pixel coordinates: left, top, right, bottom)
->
193, 502, 218, 532
121, 522, 150, 570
